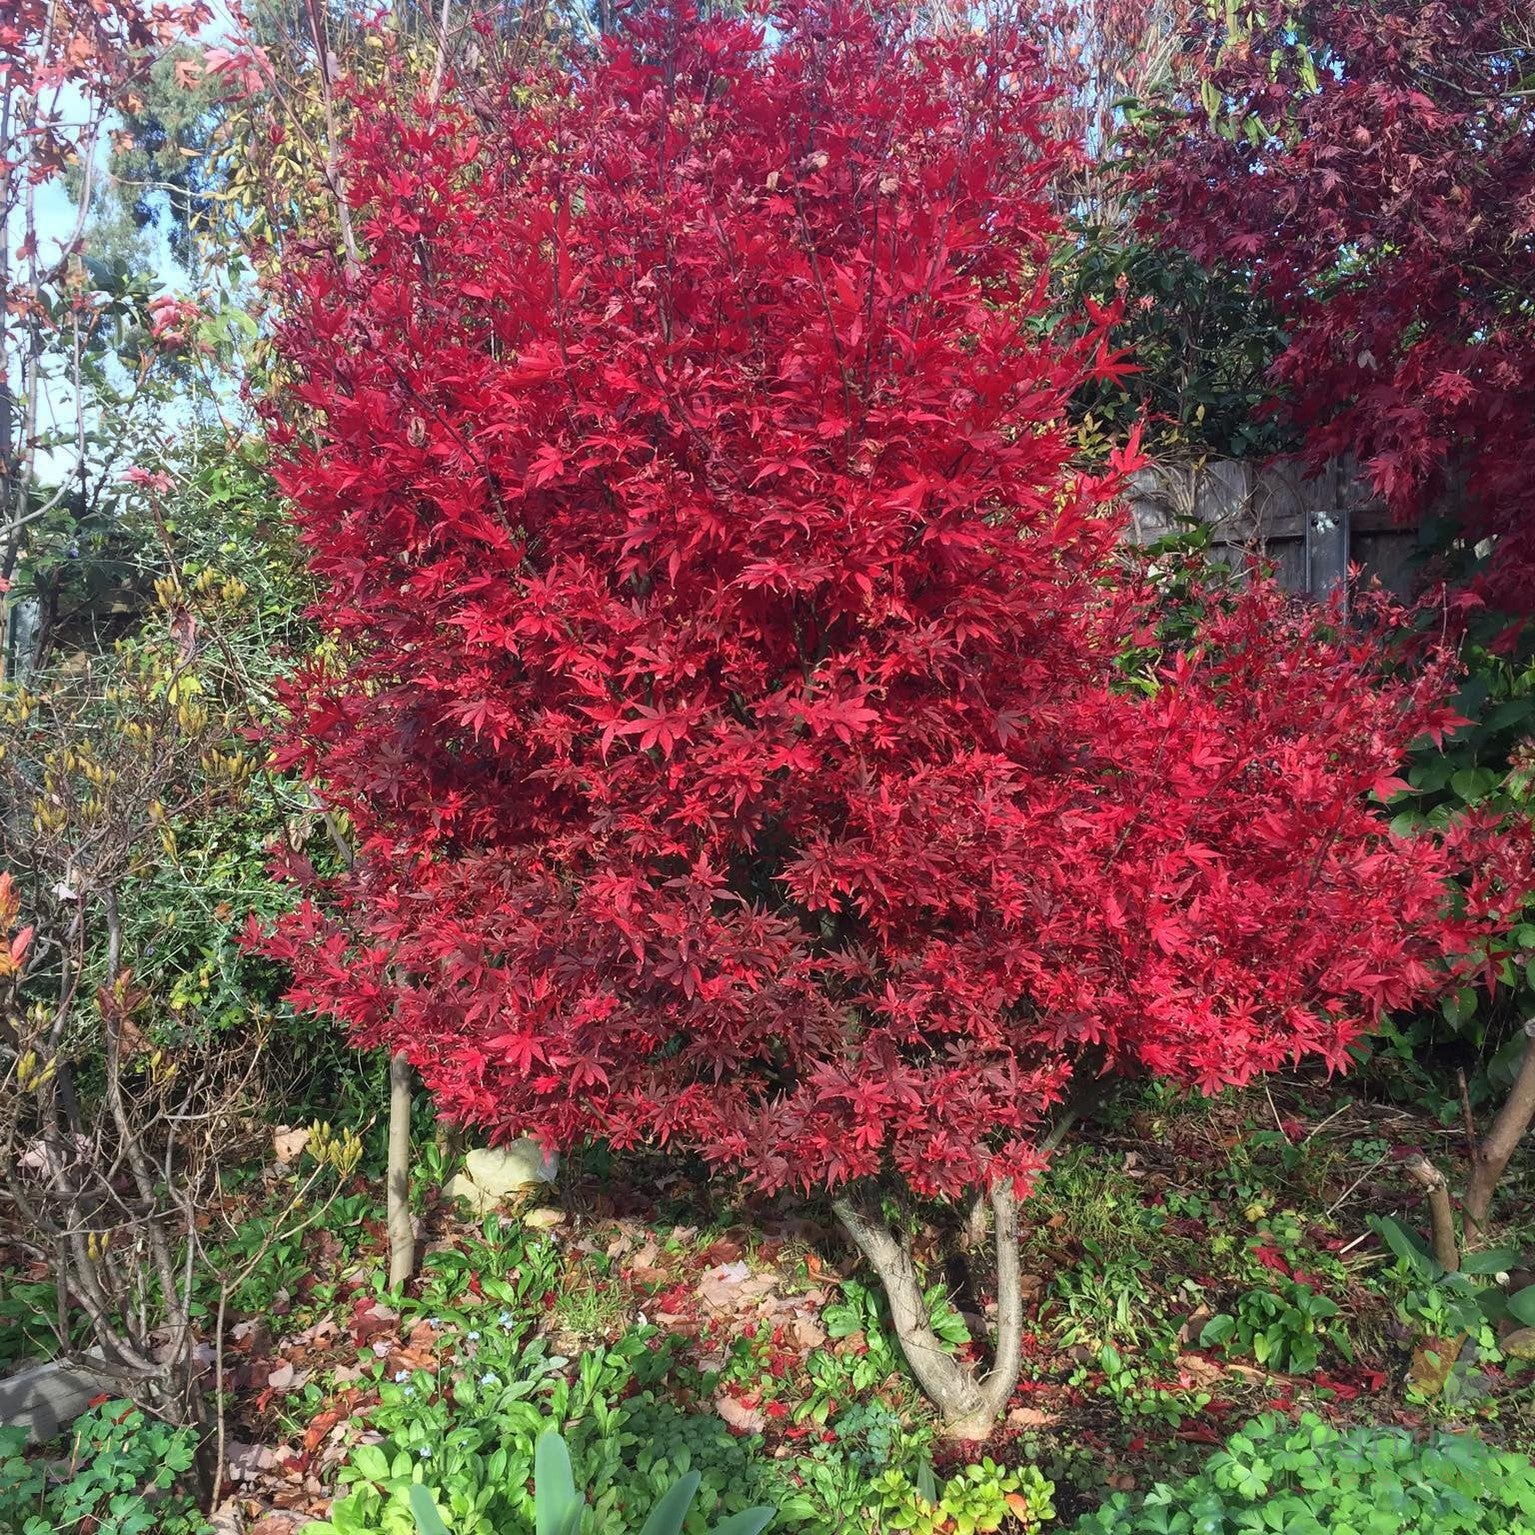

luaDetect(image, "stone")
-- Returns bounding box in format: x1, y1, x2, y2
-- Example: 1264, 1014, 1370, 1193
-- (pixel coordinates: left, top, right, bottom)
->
1503, 1327, 1535, 1360
442, 1140, 558, 1213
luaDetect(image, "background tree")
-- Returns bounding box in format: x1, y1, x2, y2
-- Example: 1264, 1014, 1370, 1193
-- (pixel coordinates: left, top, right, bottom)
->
1139, 0, 1535, 603
1, 0, 214, 671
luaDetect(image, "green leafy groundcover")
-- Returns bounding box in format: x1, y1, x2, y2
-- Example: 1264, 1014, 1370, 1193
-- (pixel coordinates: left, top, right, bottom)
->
0, 1401, 204, 1535
1071, 1412, 1535, 1535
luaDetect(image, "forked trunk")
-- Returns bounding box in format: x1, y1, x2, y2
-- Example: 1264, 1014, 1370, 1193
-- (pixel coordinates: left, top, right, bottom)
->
832, 1182, 1024, 1441
1464, 1020, 1535, 1245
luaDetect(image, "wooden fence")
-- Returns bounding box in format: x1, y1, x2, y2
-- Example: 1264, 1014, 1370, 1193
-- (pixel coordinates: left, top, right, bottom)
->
1124, 458, 1422, 600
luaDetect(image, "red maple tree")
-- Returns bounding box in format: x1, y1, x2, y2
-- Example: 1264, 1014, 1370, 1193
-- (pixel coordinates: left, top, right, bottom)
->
261, 1, 1529, 1435
1140, 0, 1535, 606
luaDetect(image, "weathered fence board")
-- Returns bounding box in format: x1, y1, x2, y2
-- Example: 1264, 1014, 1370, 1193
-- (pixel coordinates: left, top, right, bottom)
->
1126, 459, 1421, 600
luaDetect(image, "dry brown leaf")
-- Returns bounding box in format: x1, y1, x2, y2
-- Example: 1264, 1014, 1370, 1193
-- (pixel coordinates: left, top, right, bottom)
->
1006, 1406, 1058, 1428
791, 1315, 827, 1350
715, 1394, 766, 1434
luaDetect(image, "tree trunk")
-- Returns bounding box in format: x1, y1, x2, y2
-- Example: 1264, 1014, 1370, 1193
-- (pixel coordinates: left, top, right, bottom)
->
1403, 1153, 1459, 1272
1464, 1019, 1535, 1245
832, 1182, 1024, 1441
387, 1052, 416, 1288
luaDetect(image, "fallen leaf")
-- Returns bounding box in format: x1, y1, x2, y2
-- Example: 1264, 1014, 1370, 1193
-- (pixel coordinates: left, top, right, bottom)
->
302, 1404, 353, 1456
349, 1299, 398, 1347
1174, 1351, 1225, 1388
715, 1394, 766, 1434
250, 1518, 304, 1535
273, 1125, 310, 1164
291, 1317, 339, 1348
1006, 1406, 1058, 1428
388, 1347, 436, 1373
404, 1321, 440, 1352
1408, 1337, 1461, 1396
226, 1442, 285, 1481
524, 1208, 567, 1230
792, 1316, 827, 1350
698, 1265, 778, 1314
267, 1362, 296, 1390
208, 1499, 242, 1535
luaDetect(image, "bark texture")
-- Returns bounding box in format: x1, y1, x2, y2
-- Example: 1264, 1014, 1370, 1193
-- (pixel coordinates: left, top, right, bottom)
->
1464, 1020, 1535, 1244
387, 1052, 416, 1288
1404, 1153, 1459, 1273
833, 1183, 1024, 1440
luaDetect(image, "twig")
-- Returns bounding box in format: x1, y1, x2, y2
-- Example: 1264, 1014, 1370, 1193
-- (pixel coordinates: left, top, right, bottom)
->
1458, 1068, 1477, 1165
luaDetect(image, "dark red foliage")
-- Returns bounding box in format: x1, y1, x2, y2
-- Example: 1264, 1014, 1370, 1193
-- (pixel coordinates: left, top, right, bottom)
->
1141, 0, 1535, 605
260, 3, 1529, 1201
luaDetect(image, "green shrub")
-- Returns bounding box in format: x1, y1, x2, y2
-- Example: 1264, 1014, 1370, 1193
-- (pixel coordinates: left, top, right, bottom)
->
1197, 1281, 1347, 1375
866, 1459, 1054, 1535
0, 1402, 206, 1535
407, 1428, 773, 1535
1071, 1412, 1535, 1535
309, 1338, 790, 1535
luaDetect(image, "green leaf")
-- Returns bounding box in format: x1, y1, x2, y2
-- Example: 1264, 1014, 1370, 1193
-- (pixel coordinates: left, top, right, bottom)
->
1199, 1314, 1237, 1349
1487, 697, 1534, 731
353, 1445, 391, 1483
1370, 1215, 1442, 1283
917, 1457, 938, 1504
1508, 1286, 1535, 1327
1297, 44, 1319, 93
708, 1511, 776, 1535
534, 1432, 582, 1535
639, 1471, 702, 1535
1449, 766, 1497, 803
1441, 987, 1478, 1029
409, 1485, 452, 1535
1407, 758, 1452, 793
1458, 1248, 1519, 1276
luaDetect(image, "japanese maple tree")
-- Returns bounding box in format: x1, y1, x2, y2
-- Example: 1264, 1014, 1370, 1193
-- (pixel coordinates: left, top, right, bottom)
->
262, 1, 1530, 1436
1139, 0, 1535, 607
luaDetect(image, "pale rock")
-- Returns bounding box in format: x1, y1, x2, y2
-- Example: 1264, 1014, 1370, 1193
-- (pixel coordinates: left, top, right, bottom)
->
444, 1141, 558, 1212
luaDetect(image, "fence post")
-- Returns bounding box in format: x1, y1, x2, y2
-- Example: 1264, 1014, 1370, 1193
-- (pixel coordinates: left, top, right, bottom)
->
1305, 460, 1350, 605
